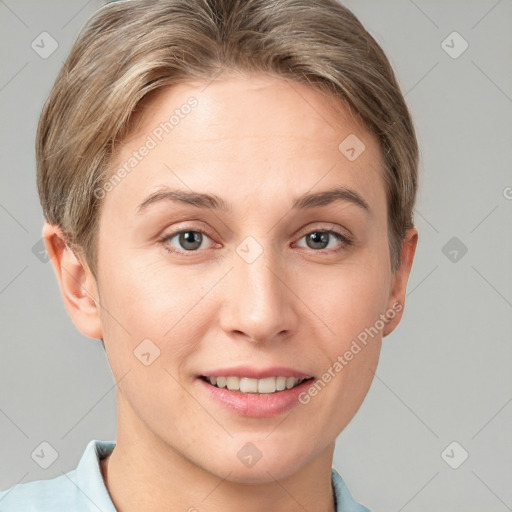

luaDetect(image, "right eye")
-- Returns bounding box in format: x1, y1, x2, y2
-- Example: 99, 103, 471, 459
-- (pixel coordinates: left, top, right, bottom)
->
160, 228, 217, 255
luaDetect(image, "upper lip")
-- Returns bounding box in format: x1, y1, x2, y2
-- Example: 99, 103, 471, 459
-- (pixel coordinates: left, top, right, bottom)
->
200, 366, 313, 379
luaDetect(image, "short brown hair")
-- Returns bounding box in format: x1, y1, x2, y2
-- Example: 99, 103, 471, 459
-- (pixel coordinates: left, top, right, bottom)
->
36, 0, 419, 277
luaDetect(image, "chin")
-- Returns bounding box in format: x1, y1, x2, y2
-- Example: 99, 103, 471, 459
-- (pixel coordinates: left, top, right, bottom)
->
201, 438, 318, 485
216, 460, 305, 485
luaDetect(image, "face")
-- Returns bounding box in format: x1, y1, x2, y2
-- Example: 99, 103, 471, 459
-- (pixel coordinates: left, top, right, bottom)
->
51, 72, 416, 483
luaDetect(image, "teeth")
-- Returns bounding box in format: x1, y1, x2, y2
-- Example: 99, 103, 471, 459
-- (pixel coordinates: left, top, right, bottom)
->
226, 376, 240, 391
276, 376, 287, 391
207, 376, 306, 393
240, 377, 258, 393
258, 377, 276, 393
286, 377, 297, 389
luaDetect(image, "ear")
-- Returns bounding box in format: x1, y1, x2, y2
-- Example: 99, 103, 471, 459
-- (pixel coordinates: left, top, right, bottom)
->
42, 223, 103, 339
383, 227, 418, 337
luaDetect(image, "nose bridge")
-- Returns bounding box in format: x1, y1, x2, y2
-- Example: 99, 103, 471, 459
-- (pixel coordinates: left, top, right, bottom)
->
222, 235, 296, 343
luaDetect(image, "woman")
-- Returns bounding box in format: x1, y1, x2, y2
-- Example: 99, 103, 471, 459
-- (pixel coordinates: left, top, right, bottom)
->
0, 0, 418, 510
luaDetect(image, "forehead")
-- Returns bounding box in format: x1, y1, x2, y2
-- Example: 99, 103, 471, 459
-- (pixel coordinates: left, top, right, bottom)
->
128, 73, 375, 150
108, 73, 386, 215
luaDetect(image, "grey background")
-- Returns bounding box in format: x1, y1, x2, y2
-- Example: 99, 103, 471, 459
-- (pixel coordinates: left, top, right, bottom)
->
0, 0, 511, 510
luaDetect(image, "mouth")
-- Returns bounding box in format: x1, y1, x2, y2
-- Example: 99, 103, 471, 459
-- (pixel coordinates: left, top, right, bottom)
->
199, 375, 314, 394
197, 369, 316, 417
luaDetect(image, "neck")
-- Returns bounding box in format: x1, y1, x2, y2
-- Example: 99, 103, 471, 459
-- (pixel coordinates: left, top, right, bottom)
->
100, 396, 337, 512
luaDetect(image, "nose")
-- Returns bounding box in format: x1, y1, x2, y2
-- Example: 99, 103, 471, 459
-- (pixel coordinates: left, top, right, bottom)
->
219, 241, 299, 345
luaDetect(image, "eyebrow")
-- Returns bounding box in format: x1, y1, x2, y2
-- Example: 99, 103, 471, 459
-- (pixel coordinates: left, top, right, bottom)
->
136, 185, 370, 214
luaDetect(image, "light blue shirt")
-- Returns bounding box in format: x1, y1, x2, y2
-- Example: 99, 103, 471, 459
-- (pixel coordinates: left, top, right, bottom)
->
0, 440, 370, 511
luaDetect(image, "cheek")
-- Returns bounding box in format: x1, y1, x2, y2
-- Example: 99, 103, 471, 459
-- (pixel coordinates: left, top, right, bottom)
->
100, 252, 194, 328
301, 259, 391, 348
298, 264, 387, 432
97, 251, 215, 377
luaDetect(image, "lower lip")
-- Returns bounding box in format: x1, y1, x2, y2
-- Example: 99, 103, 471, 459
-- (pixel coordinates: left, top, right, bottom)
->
198, 377, 314, 418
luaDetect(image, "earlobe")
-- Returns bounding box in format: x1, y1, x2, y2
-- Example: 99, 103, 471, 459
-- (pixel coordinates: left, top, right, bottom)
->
42, 223, 103, 339
383, 227, 418, 337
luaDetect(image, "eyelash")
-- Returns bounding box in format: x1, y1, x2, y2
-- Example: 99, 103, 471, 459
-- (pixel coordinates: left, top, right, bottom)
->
159, 225, 353, 257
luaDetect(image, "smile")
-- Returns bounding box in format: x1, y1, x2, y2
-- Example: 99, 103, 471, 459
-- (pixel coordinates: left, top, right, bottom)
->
201, 375, 311, 394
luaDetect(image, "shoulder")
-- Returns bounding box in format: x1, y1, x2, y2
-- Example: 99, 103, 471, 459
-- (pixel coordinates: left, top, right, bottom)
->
331, 467, 371, 512
0, 439, 116, 512
0, 470, 82, 512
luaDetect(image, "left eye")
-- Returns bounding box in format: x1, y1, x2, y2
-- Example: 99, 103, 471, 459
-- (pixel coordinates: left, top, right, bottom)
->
295, 230, 350, 251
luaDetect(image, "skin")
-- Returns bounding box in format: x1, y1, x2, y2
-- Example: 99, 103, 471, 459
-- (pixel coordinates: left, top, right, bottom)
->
44, 72, 417, 512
